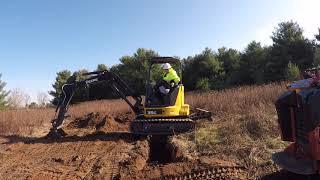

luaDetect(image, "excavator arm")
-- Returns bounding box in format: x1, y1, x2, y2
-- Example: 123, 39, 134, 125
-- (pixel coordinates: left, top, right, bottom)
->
48, 70, 143, 138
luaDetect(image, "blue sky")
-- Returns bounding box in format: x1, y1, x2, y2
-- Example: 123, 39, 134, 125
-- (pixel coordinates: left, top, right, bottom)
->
0, 0, 319, 102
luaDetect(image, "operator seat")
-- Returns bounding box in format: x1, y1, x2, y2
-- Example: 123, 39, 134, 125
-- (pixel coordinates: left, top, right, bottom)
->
163, 84, 180, 106
146, 83, 180, 107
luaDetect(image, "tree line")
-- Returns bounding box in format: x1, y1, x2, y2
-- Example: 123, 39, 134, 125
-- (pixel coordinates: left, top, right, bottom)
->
48, 21, 320, 104
1, 21, 320, 108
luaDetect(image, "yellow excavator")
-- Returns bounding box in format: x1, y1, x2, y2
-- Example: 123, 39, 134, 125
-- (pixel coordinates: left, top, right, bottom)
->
48, 57, 212, 137
47, 57, 211, 138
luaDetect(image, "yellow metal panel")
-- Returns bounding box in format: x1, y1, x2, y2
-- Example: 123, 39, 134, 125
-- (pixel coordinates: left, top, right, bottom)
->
143, 85, 190, 118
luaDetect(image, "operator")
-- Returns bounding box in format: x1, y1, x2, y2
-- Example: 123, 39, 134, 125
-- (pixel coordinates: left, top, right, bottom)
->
158, 63, 180, 95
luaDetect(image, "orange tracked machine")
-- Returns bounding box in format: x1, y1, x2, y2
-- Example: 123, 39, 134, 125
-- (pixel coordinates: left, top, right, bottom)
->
273, 67, 320, 175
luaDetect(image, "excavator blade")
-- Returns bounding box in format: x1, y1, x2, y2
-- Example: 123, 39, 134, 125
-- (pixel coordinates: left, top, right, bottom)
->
189, 108, 213, 121
272, 151, 316, 175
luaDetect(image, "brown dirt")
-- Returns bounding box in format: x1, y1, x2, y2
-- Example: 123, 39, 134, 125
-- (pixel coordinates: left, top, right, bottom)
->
0, 136, 135, 179
0, 111, 315, 180
0, 112, 136, 179
65, 112, 129, 135
0, 112, 244, 179
0, 112, 129, 179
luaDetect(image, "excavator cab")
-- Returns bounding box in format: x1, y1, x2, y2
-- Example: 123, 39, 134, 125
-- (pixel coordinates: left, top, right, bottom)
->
144, 57, 190, 118
129, 57, 198, 135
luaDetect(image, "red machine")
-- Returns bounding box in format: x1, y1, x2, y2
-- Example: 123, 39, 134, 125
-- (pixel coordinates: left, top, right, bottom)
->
273, 68, 320, 174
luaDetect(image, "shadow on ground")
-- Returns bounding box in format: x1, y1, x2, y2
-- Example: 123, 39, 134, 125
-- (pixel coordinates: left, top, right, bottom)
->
0, 131, 143, 145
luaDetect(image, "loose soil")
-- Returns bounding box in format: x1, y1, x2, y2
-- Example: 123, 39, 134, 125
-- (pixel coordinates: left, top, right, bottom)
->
0, 112, 316, 179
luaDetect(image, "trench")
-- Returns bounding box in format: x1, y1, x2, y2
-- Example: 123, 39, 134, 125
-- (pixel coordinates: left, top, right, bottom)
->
148, 135, 178, 164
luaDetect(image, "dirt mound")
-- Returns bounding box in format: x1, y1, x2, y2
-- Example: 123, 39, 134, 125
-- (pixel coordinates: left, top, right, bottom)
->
114, 111, 135, 123
65, 112, 129, 136
67, 112, 107, 129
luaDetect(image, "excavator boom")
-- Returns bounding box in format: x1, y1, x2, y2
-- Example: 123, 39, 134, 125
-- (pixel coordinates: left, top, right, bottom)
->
48, 70, 144, 138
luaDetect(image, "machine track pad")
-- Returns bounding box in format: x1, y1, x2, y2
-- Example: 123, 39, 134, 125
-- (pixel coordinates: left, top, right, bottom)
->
272, 151, 315, 175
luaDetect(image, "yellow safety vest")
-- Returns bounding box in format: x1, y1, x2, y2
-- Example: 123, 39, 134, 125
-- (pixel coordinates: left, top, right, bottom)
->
163, 68, 180, 84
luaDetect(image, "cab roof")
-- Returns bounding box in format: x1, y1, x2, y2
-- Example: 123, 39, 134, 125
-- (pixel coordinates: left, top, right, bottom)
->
149, 57, 180, 64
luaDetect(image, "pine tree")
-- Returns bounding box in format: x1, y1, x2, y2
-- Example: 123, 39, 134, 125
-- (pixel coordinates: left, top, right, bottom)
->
285, 62, 300, 81
0, 73, 9, 109
49, 70, 72, 105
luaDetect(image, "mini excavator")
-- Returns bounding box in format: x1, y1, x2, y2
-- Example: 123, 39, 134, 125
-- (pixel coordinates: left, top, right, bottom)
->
47, 57, 212, 138
273, 67, 320, 175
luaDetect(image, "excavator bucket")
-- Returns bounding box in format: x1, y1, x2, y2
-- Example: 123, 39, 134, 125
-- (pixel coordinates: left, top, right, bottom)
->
46, 128, 67, 139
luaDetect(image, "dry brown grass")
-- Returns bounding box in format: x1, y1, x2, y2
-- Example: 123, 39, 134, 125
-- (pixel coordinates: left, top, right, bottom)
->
0, 99, 130, 136
0, 108, 54, 135
178, 82, 289, 166
67, 99, 131, 117
186, 82, 286, 116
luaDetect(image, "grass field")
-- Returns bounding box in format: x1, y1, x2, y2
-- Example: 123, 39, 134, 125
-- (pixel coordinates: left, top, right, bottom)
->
182, 82, 288, 165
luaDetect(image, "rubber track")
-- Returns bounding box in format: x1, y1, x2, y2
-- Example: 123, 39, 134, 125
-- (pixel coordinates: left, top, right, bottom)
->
161, 166, 246, 180
131, 118, 195, 135
133, 118, 193, 122
254, 162, 280, 179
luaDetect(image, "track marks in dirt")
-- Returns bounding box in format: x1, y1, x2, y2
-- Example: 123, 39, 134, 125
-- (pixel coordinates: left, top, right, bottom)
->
0, 137, 135, 179
0, 112, 138, 179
